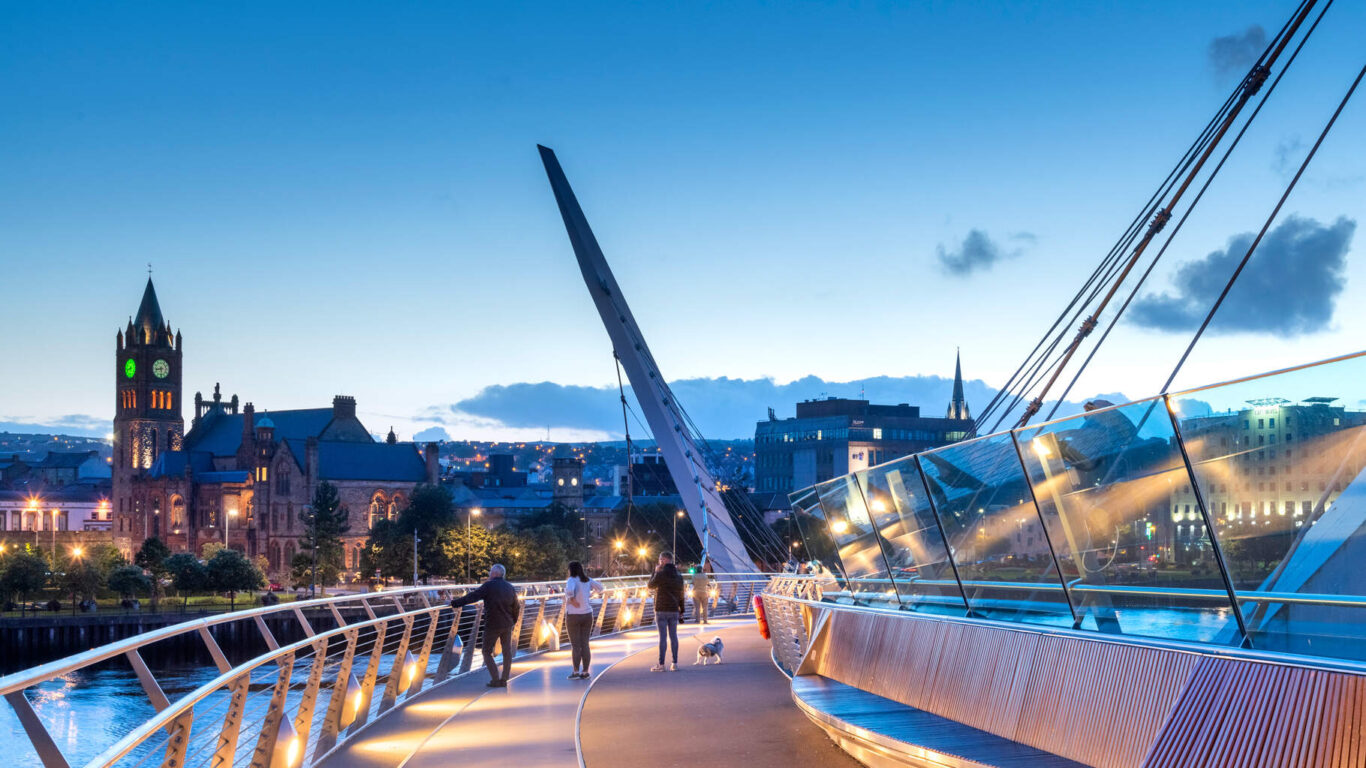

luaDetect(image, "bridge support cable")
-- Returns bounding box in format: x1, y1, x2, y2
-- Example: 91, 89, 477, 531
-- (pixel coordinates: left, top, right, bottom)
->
977, 0, 1318, 432
1165, 55, 1366, 392
1044, 0, 1335, 420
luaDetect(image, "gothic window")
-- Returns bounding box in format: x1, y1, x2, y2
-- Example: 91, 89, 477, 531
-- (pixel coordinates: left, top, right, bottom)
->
391, 493, 406, 516
277, 469, 290, 495
170, 496, 185, 530
150, 429, 159, 464
369, 493, 386, 528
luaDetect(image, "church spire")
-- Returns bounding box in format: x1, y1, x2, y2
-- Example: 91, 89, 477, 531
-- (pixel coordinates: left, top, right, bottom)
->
133, 277, 166, 345
947, 348, 971, 421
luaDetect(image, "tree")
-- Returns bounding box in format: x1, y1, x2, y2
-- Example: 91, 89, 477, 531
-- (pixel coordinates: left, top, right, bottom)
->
201, 541, 226, 561
361, 484, 458, 584
290, 551, 340, 591
165, 553, 208, 608
205, 548, 264, 610
108, 565, 152, 601
299, 481, 350, 596
1, 549, 49, 614
61, 557, 105, 603
135, 537, 172, 607
435, 519, 500, 583
500, 525, 587, 581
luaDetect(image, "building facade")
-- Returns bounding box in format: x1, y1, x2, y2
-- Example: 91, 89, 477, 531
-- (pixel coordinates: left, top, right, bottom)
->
111, 278, 440, 578
754, 357, 975, 494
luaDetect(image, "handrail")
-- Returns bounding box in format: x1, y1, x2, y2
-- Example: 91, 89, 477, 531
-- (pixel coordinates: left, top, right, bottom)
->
3, 572, 773, 768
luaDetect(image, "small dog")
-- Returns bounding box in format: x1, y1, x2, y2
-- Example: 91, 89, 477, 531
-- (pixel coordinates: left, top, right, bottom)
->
693, 636, 724, 665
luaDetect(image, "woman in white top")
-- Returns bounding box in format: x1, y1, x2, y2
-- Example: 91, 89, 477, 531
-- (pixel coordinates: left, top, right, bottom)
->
564, 561, 605, 679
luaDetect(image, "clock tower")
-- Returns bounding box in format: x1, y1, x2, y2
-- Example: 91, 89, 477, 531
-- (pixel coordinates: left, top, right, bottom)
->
113, 277, 185, 551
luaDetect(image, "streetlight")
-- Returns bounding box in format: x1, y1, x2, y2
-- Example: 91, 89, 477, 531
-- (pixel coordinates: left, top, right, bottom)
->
466, 508, 482, 582
69, 546, 84, 615
673, 509, 685, 558
225, 507, 238, 550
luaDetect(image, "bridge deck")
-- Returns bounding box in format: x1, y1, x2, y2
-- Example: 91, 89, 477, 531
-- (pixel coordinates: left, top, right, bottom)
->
322, 617, 855, 768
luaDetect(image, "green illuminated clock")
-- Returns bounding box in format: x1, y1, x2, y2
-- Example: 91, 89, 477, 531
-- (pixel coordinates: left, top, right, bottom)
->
153, 359, 169, 379
124, 359, 136, 378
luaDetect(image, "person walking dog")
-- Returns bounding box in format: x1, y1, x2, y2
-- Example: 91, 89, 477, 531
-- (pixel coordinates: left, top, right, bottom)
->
451, 564, 521, 688
647, 552, 686, 671
564, 561, 604, 679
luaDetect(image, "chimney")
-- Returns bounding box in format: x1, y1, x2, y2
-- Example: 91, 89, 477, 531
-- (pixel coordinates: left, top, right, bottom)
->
424, 443, 440, 484
332, 395, 357, 421
237, 403, 256, 469
306, 436, 319, 483
242, 402, 255, 436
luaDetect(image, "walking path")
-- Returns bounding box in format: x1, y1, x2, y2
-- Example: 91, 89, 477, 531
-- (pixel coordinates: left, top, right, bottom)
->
320, 616, 854, 768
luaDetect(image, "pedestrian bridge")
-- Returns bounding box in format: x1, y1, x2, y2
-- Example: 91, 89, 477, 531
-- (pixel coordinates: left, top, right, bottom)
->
4, 570, 1366, 768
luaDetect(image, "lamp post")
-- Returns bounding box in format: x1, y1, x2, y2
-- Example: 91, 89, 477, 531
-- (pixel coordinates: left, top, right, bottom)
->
225, 507, 237, 551
613, 539, 624, 576
69, 546, 84, 615
412, 529, 420, 586
674, 509, 684, 558
466, 508, 482, 582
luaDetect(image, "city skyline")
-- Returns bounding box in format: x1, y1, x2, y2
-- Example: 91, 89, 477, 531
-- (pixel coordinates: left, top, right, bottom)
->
4, 1, 1365, 442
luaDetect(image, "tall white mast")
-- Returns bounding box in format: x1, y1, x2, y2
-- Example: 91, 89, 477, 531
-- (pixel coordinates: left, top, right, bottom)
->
539, 145, 755, 574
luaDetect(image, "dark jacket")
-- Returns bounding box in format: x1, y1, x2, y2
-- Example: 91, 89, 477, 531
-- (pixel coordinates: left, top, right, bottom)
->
450, 576, 521, 632
648, 564, 687, 613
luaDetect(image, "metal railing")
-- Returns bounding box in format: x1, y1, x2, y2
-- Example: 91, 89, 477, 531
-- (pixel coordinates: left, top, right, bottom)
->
0, 573, 771, 768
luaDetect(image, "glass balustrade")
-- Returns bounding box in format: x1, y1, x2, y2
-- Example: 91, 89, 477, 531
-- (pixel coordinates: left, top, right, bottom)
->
790, 351, 1366, 663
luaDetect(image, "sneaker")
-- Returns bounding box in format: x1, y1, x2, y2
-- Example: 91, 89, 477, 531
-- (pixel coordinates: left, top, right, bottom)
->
579, 671, 590, 679
670, 662, 678, 671
486, 680, 502, 688
650, 664, 666, 672
567, 672, 581, 680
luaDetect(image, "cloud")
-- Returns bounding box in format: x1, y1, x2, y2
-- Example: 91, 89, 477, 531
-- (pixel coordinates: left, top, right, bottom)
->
937, 230, 1027, 277
1274, 136, 1305, 176
0, 414, 111, 438
412, 426, 451, 442
1130, 215, 1354, 336
1208, 25, 1266, 78
441, 373, 1120, 440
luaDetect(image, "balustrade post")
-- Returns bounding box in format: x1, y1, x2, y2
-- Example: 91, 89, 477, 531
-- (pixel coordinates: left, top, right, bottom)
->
406, 609, 439, 697
351, 620, 387, 730
289, 636, 330, 760
4, 692, 69, 768
316, 628, 359, 755
457, 604, 483, 674
379, 615, 414, 713
592, 589, 609, 636
248, 650, 296, 768
528, 600, 546, 652
434, 606, 465, 682
162, 708, 194, 768
210, 674, 249, 768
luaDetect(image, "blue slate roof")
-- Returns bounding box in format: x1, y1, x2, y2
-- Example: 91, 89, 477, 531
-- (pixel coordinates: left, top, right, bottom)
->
300, 440, 428, 482
147, 450, 216, 478
37, 451, 99, 469
186, 408, 340, 457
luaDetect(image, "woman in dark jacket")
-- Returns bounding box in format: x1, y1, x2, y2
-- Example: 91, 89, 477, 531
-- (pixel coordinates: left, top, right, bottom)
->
646, 552, 687, 671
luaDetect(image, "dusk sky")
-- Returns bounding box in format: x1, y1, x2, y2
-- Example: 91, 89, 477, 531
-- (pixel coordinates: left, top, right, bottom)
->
3, 2, 1364, 441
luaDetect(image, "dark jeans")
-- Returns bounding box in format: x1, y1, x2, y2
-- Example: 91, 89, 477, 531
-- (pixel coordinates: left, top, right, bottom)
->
656, 611, 679, 664
482, 625, 515, 682
566, 612, 594, 672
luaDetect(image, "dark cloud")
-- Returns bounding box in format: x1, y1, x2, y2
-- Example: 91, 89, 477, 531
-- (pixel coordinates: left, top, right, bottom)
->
449, 374, 1119, 439
1274, 136, 1304, 176
1130, 215, 1354, 336
937, 230, 1024, 277
1208, 25, 1266, 78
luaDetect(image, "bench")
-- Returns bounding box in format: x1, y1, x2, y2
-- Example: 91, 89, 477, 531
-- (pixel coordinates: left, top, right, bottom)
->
791, 675, 1087, 768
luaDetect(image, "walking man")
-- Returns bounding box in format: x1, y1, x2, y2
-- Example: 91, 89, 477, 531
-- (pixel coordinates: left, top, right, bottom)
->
648, 551, 686, 671
691, 561, 711, 625
451, 563, 521, 688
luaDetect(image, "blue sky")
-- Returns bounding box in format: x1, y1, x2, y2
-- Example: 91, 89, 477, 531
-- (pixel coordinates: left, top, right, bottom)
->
2, 2, 1364, 440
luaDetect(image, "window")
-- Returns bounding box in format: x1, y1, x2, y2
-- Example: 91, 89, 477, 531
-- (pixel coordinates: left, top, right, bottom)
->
1269, 417, 1275, 428
256, 466, 268, 483
1258, 418, 1264, 429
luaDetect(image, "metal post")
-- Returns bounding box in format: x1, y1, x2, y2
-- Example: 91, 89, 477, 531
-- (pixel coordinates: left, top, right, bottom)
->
457, 604, 483, 675
316, 628, 359, 754
1164, 394, 1251, 647
211, 675, 250, 767
407, 609, 438, 697
911, 455, 973, 615
351, 621, 387, 730
1008, 432, 1082, 628
434, 606, 465, 683
379, 615, 414, 713
4, 692, 69, 768
248, 650, 296, 768
291, 637, 330, 757
413, 529, 420, 586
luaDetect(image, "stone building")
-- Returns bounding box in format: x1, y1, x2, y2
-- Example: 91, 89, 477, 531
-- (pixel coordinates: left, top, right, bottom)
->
111, 278, 439, 578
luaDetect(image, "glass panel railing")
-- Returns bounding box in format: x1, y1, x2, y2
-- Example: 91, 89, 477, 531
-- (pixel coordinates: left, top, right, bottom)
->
1171, 353, 1366, 661
786, 486, 842, 581
917, 432, 1073, 625
857, 458, 968, 614
1016, 398, 1242, 644
814, 475, 897, 605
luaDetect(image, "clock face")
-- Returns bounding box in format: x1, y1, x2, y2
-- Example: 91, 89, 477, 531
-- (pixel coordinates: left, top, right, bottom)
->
124, 359, 136, 378
153, 359, 169, 379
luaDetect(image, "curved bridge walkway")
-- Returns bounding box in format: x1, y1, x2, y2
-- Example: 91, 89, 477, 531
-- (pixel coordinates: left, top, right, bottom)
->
321, 616, 856, 768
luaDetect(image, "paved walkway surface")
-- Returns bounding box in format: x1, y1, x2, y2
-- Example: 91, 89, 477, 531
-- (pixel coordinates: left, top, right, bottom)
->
578, 623, 861, 768
321, 617, 760, 768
